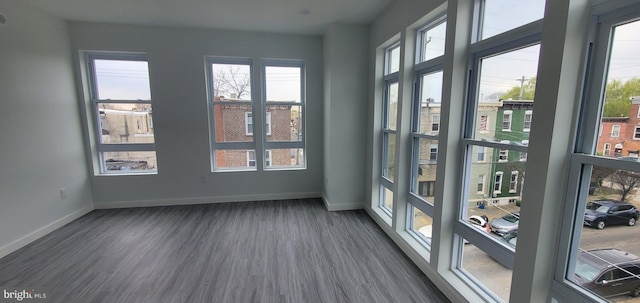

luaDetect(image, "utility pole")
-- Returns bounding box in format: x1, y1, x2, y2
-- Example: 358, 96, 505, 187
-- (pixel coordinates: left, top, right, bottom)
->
516, 76, 529, 100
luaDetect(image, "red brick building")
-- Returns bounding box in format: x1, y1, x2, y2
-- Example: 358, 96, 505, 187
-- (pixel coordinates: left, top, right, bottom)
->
597, 96, 640, 157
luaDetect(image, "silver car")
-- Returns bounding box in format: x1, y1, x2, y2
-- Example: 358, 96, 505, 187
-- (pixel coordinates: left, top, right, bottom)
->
490, 212, 520, 236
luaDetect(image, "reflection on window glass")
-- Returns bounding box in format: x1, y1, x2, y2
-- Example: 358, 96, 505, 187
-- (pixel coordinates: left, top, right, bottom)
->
596, 20, 640, 159
420, 21, 447, 62
94, 59, 151, 100
102, 151, 157, 173
410, 206, 433, 249
571, 165, 640, 300
481, 0, 546, 40
475, 45, 539, 140
461, 238, 513, 302
464, 145, 524, 244
412, 138, 438, 203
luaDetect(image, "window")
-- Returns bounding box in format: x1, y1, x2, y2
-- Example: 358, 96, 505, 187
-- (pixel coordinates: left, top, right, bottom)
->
509, 171, 519, 193
493, 172, 503, 193
247, 150, 271, 167
263, 62, 305, 169
477, 174, 485, 193
429, 144, 438, 161
479, 0, 545, 40
635, 126, 640, 139
477, 146, 486, 162
386, 43, 401, 75
418, 20, 447, 63
603, 143, 611, 156
478, 115, 488, 132
557, 10, 640, 302
207, 58, 255, 170
498, 149, 508, 162
380, 42, 401, 215
431, 114, 440, 132
502, 110, 512, 131
523, 110, 532, 132
85, 53, 157, 174
245, 112, 271, 136
611, 124, 620, 137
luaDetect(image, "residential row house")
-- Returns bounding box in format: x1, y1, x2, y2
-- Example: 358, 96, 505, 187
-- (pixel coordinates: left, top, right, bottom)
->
597, 96, 640, 158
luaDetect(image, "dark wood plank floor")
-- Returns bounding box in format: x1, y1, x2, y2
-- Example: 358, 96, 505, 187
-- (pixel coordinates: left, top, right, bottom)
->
0, 198, 450, 303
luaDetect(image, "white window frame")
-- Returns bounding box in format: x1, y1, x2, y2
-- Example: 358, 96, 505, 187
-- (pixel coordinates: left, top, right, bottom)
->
85, 52, 157, 175
634, 126, 640, 139
498, 149, 508, 162
502, 110, 513, 131
432, 113, 441, 132
509, 171, 519, 193
493, 171, 503, 194
247, 150, 271, 167
477, 174, 485, 193
603, 143, 611, 156
479, 115, 489, 132
262, 60, 306, 170
477, 146, 486, 162
524, 110, 533, 132
430, 144, 438, 161
245, 112, 271, 136
206, 56, 256, 171
611, 124, 620, 137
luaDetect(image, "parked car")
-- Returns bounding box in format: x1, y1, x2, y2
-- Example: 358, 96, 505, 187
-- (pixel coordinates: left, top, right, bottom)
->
574, 248, 640, 298
501, 231, 517, 248
490, 212, 520, 236
584, 200, 638, 229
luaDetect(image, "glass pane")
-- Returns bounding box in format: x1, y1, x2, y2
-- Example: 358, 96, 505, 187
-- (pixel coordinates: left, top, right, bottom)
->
475, 45, 539, 140
410, 206, 433, 248
387, 45, 400, 74
412, 138, 438, 203
465, 145, 525, 242
461, 238, 513, 302
214, 149, 257, 169
212, 103, 253, 143
266, 105, 302, 142
265, 149, 304, 168
98, 103, 154, 144
570, 164, 640, 301
94, 59, 150, 100
381, 186, 394, 213
416, 72, 444, 135
265, 66, 301, 103
596, 20, 640, 158
481, 0, 546, 40
211, 63, 252, 100
102, 151, 156, 172
386, 82, 399, 130
420, 21, 447, 62
383, 133, 396, 182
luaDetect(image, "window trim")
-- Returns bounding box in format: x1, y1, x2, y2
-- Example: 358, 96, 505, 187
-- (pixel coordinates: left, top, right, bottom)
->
611, 124, 620, 137
502, 110, 513, 131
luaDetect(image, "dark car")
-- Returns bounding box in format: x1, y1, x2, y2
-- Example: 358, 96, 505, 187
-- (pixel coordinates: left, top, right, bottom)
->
490, 212, 520, 236
574, 248, 640, 298
584, 200, 638, 229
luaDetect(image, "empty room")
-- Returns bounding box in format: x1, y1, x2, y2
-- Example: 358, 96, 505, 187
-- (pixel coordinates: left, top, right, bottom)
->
2, 0, 640, 302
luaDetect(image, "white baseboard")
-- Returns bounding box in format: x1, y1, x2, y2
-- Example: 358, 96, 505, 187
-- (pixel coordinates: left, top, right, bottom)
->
0, 206, 94, 259
321, 195, 364, 211
94, 192, 323, 209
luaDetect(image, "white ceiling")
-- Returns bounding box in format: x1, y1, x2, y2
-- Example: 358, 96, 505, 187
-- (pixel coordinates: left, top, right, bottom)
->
21, 0, 393, 35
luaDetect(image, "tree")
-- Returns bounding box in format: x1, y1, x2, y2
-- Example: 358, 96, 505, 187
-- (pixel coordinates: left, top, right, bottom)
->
602, 78, 640, 117
213, 65, 251, 99
500, 77, 536, 100
591, 165, 640, 201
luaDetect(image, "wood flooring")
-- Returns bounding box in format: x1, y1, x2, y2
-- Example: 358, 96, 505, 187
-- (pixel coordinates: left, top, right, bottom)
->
0, 198, 450, 303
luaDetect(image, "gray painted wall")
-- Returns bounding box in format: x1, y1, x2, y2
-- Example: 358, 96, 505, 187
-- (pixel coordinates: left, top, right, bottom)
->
323, 23, 369, 210
0, 0, 94, 252
67, 22, 325, 207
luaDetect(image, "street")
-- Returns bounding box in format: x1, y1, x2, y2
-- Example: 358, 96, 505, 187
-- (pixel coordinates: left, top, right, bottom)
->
464, 224, 640, 302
